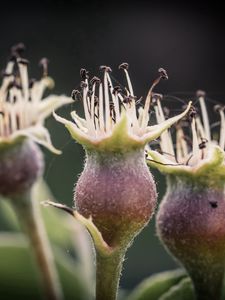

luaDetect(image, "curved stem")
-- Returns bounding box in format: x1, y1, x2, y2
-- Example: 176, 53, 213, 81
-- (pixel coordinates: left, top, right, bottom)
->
96, 250, 124, 300
10, 190, 63, 300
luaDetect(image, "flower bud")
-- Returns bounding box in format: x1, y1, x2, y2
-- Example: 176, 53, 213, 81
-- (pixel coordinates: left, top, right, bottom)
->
75, 149, 156, 248
147, 92, 225, 300
0, 138, 44, 197
54, 66, 190, 248
157, 176, 225, 300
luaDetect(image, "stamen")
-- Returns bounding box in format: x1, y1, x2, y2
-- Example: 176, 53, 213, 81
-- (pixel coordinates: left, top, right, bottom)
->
214, 105, 225, 149
106, 73, 120, 122
82, 79, 95, 135
197, 90, 211, 142
195, 116, 205, 139
141, 68, 168, 130
119, 62, 138, 131
176, 126, 188, 162
90, 82, 97, 131
71, 89, 81, 101
11, 43, 26, 58
17, 58, 29, 102
99, 66, 112, 73
153, 93, 175, 156
189, 108, 201, 164
39, 58, 49, 77
98, 83, 105, 132
103, 69, 111, 132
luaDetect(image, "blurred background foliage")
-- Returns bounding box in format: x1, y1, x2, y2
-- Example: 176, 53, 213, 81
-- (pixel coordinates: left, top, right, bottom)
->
0, 0, 225, 298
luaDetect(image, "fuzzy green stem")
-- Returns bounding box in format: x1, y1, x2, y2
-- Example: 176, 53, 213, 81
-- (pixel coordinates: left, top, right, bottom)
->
96, 250, 124, 300
10, 190, 63, 300
190, 267, 224, 300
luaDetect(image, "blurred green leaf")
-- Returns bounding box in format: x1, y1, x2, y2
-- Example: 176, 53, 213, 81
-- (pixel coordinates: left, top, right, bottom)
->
0, 179, 95, 293
159, 278, 195, 300
127, 269, 187, 300
0, 233, 91, 300
0, 198, 18, 230
0, 179, 73, 247
33, 178, 73, 247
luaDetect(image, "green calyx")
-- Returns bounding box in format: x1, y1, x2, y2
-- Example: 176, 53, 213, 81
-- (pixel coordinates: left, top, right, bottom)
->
54, 112, 145, 153
54, 102, 192, 153
0, 136, 26, 152
147, 144, 225, 189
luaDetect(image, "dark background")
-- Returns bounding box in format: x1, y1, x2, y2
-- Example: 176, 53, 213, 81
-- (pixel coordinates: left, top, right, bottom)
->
1, 0, 225, 293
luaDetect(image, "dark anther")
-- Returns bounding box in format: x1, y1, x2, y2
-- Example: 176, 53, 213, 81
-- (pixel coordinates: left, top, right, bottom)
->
80, 81, 88, 89
209, 201, 218, 208
123, 95, 136, 104
199, 138, 208, 149
1, 70, 13, 77
90, 76, 101, 85
39, 58, 49, 76
112, 86, 122, 94
214, 104, 224, 112
188, 106, 197, 119
94, 96, 99, 106
196, 90, 206, 98
87, 90, 93, 97
0, 111, 5, 116
158, 68, 168, 80
109, 101, 116, 120
119, 63, 129, 70
99, 65, 112, 72
71, 89, 81, 101
163, 107, 170, 117
17, 58, 29, 65
14, 82, 22, 90
110, 102, 115, 110
11, 43, 26, 57
29, 78, 36, 89
7, 80, 22, 90
80, 68, 89, 80
151, 93, 163, 105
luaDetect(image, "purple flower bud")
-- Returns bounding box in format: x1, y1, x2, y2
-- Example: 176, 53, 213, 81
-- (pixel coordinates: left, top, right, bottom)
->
157, 177, 225, 300
0, 138, 44, 197
75, 150, 156, 248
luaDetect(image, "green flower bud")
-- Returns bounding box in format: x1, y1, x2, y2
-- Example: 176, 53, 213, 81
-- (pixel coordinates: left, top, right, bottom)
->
147, 92, 225, 300
53, 64, 191, 300
0, 44, 72, 300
